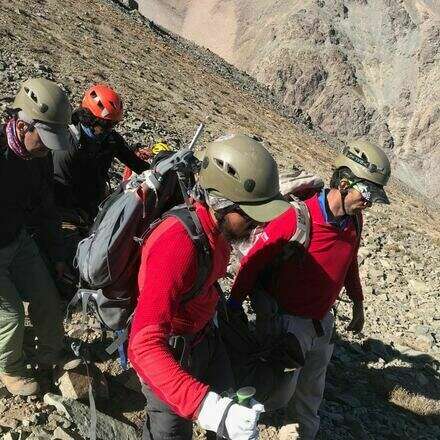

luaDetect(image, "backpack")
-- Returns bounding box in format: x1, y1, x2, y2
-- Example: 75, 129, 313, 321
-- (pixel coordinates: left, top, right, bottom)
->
235, 168, 362, 282
236, 168, 324, 262
69, 124, 208, 333
67, 126, 212, 440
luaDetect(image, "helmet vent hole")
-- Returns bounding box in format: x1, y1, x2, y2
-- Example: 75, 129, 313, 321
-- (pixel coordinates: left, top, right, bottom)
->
214, 158, 224, 169
28, 90, 38, 104
226, 164, 238, 179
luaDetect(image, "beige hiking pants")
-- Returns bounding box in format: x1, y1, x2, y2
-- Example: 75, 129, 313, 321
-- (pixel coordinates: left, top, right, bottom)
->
265, 311, 334, 440
0, 230, 65, 373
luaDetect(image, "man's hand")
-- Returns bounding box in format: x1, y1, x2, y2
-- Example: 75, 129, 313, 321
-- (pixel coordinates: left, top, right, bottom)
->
347, 300, 365, 333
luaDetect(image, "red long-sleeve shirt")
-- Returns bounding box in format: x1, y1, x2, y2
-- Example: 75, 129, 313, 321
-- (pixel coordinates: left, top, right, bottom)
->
128, 203, 230, 420
231, 194, 363, 320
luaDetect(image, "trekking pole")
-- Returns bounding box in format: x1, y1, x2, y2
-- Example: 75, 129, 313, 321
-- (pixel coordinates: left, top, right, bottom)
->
154, 122, 205, 176
187, 122, 205, 151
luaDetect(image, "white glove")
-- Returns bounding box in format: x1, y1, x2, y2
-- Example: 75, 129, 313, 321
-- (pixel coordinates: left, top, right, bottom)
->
197, 391, 264, 440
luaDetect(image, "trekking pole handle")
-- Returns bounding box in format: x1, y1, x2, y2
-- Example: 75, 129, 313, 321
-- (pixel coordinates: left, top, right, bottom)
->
235, 386, 256, 407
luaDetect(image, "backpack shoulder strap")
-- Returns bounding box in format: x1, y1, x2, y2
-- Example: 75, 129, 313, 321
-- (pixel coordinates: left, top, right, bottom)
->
258, 199, 311, 288
69, 124, 81, 145
287, 198, 311, 249
164, 206, 212, 303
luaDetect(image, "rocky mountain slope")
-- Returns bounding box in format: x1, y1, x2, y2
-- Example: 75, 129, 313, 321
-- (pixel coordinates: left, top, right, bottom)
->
138, 0, 440, 200
1, 0, 440, 439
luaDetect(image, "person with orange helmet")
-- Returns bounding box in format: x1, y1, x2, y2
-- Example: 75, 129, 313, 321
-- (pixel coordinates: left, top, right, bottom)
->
52, 84, 150, 221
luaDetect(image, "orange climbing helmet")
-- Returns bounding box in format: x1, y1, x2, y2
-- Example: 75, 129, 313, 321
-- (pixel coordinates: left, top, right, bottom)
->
81, 84, 123, 122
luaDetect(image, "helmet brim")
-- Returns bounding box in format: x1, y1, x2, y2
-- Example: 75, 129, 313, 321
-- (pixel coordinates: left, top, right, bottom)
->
35, 122, 72, 151
238, 195, 291, 223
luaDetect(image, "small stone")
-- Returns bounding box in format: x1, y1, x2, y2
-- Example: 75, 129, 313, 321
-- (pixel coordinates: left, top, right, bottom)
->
54, 369, 90, 401
412, 324, 430, 335
3, 433, 19, 440
127, 120, 147, 131
364, 285, 375, 296
43, 395, 71, 420
414, 334, 434, 352
278, 423, 300, 440
408, 279, 429, 293
54, 365, 108, 401
0, 416, 19, 429
44, 393, 137, 439
47, 413, 70, 432
26, 427, 51, 440
52, 426, 81, 440
0, 385, 9, 398
62, 419, 72, 430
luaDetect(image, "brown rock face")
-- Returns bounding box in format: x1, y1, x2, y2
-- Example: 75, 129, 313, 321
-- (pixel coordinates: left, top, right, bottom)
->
138, 0, 440, 199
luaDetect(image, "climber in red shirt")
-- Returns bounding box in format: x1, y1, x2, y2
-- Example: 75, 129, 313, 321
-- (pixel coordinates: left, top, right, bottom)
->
128, 134, 291, 440
229, 140, 392, 440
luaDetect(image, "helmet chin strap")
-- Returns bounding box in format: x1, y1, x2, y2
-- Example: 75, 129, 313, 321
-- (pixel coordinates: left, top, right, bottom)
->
339, 188, 349, 216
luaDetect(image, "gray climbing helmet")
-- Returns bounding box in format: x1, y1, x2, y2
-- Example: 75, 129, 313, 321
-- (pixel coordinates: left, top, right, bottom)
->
335, 139, 391, 204
199, 134, 291, 222
13, 78, 72, 150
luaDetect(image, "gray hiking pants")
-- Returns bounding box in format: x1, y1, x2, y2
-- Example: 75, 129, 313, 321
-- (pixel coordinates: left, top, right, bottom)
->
265, 311, 334, 440
141, 324, 235, 440
0, 230, 65, 373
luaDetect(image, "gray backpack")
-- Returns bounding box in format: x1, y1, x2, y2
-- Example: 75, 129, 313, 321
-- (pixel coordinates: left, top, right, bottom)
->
70, 125, 209, 332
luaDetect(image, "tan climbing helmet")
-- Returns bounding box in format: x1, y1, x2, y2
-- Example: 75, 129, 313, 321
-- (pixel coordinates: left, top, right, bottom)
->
13, 78, 72, 125
198, 134, 291, 222
335, 139, 391, 204
13, 78, 72, 150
